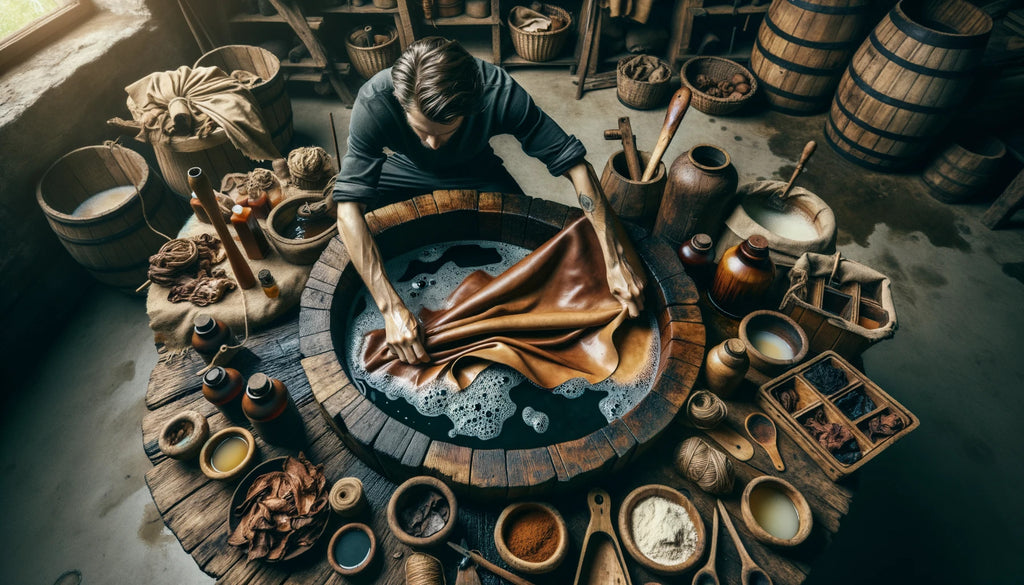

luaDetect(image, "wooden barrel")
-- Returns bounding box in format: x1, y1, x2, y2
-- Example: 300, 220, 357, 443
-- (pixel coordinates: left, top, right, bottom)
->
36, 145, 187, 294
344, 26, 401, 80
152, 127, 253, 200
750, 0, 872, 115
600, 149, 666, 229
922, 135, 1006, 203
826, 0, 992, 171
194, 45, 292, 156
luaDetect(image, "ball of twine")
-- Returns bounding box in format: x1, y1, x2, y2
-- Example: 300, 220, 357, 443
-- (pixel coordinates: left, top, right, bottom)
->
246, 167, 277, 195
686, 390, 728, 429
675, 436, 735, 495
288, 146, 332, 189
329, 477, 368, 518
405, 552, 445, 585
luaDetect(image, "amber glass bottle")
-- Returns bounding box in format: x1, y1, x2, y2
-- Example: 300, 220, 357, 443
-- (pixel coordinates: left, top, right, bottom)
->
258, 269, 280, 299
709, 235, 775, 318
677, 233, 715, 287
191, 314, 236, 364
202, 366, 246, 422
242, 373, 305, 447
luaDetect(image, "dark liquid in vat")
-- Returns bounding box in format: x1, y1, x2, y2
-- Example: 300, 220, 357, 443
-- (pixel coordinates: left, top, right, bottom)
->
282, 217, 334, 240
332, 529, 371, 569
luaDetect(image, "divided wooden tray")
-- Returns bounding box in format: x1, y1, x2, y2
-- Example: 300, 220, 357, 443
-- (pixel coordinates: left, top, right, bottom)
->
756, 351, 918, 481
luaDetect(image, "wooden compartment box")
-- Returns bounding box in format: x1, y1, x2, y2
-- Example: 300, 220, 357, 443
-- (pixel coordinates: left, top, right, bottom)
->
756, 351, 918, 481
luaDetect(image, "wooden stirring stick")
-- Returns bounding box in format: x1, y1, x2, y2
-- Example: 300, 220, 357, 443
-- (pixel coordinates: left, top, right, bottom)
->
771, 140, 816, 210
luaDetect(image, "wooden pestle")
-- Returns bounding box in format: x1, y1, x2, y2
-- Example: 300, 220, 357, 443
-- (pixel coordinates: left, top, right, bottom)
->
188, 167, 257, 289
603, 117, 643, 181
642, 87, 692, 182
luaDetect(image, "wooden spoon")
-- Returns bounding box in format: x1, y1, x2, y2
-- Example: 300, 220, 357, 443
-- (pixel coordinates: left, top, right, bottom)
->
745, 413, 785, 472
716, 499, 774, 585
691, 506, 720, 585
769, 140, 816, 211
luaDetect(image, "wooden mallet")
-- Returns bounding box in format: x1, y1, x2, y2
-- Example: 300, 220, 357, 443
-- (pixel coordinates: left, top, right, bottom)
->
641, 87, 692, 182
603, 117, 643, 181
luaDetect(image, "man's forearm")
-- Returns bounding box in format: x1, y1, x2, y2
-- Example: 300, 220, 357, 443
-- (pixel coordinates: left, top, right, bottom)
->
565, 161, 623, 263
336, 201, 402, 312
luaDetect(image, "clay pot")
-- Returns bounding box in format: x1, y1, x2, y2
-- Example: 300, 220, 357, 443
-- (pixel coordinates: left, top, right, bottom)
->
654, 144, 739, 249
709, 234, 775, 318
704, 338, 749, 399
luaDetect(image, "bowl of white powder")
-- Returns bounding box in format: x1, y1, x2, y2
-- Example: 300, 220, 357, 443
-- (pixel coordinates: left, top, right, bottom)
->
617, 484, 706, 575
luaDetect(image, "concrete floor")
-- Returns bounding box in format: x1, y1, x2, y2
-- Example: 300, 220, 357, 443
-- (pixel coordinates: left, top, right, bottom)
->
3, 67, 1023, 585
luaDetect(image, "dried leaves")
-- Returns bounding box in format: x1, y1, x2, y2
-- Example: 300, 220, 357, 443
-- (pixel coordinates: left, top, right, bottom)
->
228, 454, 329, 561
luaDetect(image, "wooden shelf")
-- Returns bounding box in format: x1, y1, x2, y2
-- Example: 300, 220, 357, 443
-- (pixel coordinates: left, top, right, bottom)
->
694, 4, 769, 17
423, 14, 500, 26
280, 58, 352, 74
322, 4, 399, 14
502, 54, 576, 68
230, 13, 324, 30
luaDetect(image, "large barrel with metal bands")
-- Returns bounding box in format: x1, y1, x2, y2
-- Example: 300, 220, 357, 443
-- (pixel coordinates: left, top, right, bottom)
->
195, 45, 292, 156
922, 135, 1006, 203
36, 145, 187, 293
750, 0, 872, 115
825, 0, 992, 171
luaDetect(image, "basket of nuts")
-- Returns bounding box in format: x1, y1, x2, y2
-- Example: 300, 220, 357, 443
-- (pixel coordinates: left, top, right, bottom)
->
681, 56, 757, 115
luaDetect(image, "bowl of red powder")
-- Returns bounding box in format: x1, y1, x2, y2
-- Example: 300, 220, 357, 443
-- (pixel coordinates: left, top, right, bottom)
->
494, 501, 568, 574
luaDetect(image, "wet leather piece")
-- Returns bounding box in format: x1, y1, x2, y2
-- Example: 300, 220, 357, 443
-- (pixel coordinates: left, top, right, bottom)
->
362, 217, 652, 390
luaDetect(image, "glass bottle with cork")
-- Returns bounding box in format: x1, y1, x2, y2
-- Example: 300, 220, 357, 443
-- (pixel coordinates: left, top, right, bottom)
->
202, 366, 246, 423
191, 314, 237, 364
258, 269, 279, 299
242, 373, 306, 447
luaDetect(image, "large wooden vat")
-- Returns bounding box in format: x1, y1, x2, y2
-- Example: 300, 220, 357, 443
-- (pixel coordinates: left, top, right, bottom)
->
750, 0, 872, 115
922, 135, 1006, 203
36, 145, 187, 293
825, 0, 992, 170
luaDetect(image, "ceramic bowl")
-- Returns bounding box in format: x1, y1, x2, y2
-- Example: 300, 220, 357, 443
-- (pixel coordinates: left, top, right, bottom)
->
198, 427, 255, 481
327, 522, 377, 576
158, 410, 209, 461
740, 475, 813, 548
738, 310, 809, 375
265, 193, 338, 265
617, 484, 706, 575
386, 475, 458, 549
494, 502, 569, 574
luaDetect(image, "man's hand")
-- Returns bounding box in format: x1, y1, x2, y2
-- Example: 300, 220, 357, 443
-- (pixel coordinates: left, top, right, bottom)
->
382, 301, 429, 364
605, 243, 645, 318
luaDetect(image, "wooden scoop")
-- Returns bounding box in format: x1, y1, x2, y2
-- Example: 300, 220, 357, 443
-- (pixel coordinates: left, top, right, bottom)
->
641, 88, 692, 182
745, 413, 785, 472
769, 140, 816, 211
691, 505, 720, 585
716, 499, 774, 585
573, 489, 633, 585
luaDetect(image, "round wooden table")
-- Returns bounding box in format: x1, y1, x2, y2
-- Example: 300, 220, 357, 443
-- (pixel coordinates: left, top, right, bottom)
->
142, 193, 854, 585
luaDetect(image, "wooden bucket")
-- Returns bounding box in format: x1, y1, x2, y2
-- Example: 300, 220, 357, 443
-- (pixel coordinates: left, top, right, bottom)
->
36, 145, 186, 294
599, 149, 665, 229
345, 26, 401, 80
194, 45, 293, 156
152, 128, 253, 200
825, 0, 992, 171
750, 0, 872, 115
922, 135, 1006, 203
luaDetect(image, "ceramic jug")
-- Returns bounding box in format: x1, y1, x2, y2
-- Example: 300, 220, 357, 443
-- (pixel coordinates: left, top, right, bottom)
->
709, 234, 775, 318
655, 144, 739, 249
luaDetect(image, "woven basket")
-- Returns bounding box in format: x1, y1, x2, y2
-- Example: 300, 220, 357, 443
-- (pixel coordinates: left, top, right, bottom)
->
345, 26, 401, 79
508, 4, 572, 62
681, 56, 757, 115
616, 56, 673, 110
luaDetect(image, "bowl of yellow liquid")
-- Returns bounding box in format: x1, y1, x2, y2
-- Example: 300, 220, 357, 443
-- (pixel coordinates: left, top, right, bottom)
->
738, 310, 808, 375
740, 475, 813, 547
199, 427, 256, 481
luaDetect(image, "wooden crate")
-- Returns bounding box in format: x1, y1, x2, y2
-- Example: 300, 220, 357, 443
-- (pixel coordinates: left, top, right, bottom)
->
756, 352, 918, 482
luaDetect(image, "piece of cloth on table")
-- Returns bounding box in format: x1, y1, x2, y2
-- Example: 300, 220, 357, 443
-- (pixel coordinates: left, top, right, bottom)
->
361, 216, 654, 390
147, 215, 310, 351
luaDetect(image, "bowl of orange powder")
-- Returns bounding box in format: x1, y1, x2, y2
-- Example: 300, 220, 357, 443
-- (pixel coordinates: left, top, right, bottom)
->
494, 501, 568, 574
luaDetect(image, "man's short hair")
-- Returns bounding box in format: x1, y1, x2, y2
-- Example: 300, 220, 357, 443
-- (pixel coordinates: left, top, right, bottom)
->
391, 37, 481, 123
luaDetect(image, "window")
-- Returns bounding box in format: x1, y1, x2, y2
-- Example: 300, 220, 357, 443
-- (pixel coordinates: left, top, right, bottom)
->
0, 0, 95, 72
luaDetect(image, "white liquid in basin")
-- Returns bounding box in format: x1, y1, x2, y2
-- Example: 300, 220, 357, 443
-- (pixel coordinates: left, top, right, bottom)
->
71, 185, 136, 218
745, 204, 819, 241
750, 330, 795, 360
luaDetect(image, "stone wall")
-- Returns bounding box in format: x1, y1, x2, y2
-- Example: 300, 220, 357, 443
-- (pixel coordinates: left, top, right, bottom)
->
0, 0, 215, 389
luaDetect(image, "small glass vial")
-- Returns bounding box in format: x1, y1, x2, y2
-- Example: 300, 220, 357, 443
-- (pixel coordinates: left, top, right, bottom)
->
201, 366, 246, 423
258, 269, 279, 299
191, 314, 237, 364
242, 373, 306, 447
677, 233, 715, 287
230, 204, 270, 260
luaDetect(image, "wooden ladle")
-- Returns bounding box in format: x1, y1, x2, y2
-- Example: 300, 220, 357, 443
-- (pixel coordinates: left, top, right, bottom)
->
745, 413, 785, 472
716, 499, 774, 585
691, 506, 720, 585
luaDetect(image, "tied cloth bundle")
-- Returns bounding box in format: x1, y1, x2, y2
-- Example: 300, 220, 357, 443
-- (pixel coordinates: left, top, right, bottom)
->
287, 146, 335, 191
510, 3, 567, 32
148, 235, 237, 306
675, 436, 735, 495
228, 453, 329, 561
620, 55, 671, 84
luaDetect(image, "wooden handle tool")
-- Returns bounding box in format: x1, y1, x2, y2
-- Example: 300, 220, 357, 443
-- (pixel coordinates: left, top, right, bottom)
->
188, 167, 257, 289
642, 87, 692, 182
603, 117, 643, 181
775, 140, 817, 206
448, 542, 538, 585
717, 499, 774, 585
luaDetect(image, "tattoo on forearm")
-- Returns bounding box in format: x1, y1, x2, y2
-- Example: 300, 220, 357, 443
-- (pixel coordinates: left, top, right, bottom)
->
579, 193, 595, 212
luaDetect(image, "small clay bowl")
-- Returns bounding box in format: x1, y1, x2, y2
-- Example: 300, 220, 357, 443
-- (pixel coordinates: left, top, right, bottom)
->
386, 475, 458, 549
198, 427, 255, 481
617, 484, 706, 575
265, 193, 338, 265
494, 502, 569, 574
158, 410, 209, 461
741, 475, 813, 548
327, 522, 377, 576
738, 310, 809, 375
